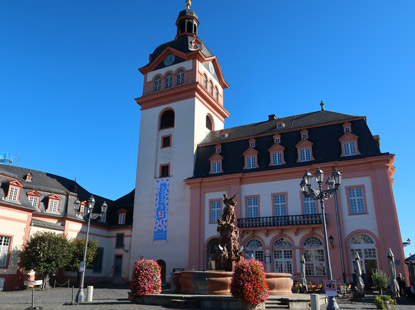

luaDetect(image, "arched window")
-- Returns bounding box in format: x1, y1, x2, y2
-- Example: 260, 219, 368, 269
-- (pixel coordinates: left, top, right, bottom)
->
159, 110, 175, 129
209, 81, 213, 94
165, 73, 172, 88
303, 237, 325, 276
245, 239, 263, 262
273, 238, 293, 274
350, 233, 377, 282
203, 74, 207, 88
154, 76, 161, 91
206, 115, 213, 131
176, 70, 184, 85
214, 87, 219, 101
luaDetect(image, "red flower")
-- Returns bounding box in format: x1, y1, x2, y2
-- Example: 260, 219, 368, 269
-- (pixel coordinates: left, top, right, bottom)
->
130, 259, 162, 298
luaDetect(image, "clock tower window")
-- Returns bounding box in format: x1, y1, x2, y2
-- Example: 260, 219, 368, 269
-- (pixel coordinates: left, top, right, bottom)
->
154, 76, 161, 91
165, 74, 172, 88
159, 109, 175, 130
176, 70, 184, 85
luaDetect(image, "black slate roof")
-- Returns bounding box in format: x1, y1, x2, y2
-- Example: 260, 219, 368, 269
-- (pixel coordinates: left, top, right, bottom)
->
201, 110, 362, 145
193, 110, 384, 179
147, 35, 213, 66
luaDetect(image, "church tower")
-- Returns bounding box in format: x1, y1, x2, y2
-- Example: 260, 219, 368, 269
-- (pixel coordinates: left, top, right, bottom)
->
130, 2, 229, 280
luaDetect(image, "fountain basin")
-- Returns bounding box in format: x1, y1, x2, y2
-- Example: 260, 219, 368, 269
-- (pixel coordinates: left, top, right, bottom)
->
266, 273, 293, 295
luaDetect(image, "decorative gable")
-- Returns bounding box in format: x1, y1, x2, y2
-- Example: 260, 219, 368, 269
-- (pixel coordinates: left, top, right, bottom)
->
243, 147, 259, 169
27, 190, 42, 209
5, 180, 23, 203
295, 139, 314, 162
339, 132, 360, 157
47, 194, 61, 213
209, 152, 223, 174
268, 143, 286, 166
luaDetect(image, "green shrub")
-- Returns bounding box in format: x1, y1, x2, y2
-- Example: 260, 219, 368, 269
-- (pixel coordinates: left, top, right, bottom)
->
372, 270, 389, 295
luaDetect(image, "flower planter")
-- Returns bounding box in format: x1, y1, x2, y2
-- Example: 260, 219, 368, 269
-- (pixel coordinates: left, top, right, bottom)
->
265, 273, 293, 295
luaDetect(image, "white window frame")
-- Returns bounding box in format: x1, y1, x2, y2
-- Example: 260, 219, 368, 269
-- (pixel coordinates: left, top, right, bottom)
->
176, 70, 184, 85
303, 195, 317, 214
209, 81, 213, 94
348, 188, 365, 214
250, 142, 255, 148
350, 234, 377, 274
247, 197, 259, 218
246, 156, 256, 169
165, 74, 172, 88
300, 148, 311, 162
344, 142, 356, 156
275, 138, 280, 143
273, 238, 292, 274
203, 74, 207, 88
100, 212, 106, 223
0, 236, 11, 267
48, 200, 58, 213
154, 77, 161, 91
29, 196, 39, 208
272, 152, 283, 165
118, 213, 126, 225
211, 161, 221, 174
210, 200, 221, 223
303, 237, 325, 276
8, 186, 19, 202
245, 239, 263, 262
273, 194, 286, 216
214, 87, 218, 100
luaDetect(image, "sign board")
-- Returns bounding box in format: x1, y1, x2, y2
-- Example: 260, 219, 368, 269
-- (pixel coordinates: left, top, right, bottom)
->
154, 178, 169, 241
325, 280, 337, 297
79, 261, 85, 272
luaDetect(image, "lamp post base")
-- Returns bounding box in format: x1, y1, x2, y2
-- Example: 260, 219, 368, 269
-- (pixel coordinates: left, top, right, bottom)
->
76, 289, 85, 303
327, 296, 340, 310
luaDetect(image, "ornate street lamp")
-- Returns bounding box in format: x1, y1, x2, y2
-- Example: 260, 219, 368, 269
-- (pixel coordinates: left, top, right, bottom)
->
73, 195, 107, 303
300, 168, 342, 310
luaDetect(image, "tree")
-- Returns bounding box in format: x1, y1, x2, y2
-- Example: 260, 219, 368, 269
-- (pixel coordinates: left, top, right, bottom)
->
20, 231, 71, 289
372, 270, 389, 295
65, 237, 98, 272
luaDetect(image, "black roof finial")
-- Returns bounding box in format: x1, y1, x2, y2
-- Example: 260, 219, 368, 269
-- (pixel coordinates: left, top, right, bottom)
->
320, 100, 325, 111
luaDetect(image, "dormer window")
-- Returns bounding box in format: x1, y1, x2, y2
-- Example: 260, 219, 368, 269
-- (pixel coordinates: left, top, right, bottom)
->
268, 136, 285, 166
209, 150, 223, 174
344, 142, 356, 156
118, 209, 127, 225
300, 148, 311, 162
300, 129, 309, 140
5, 181, 23, 203
25, 173, 33, 182
276, 120, 285, 129
165, 73, 172, 88
153, 76, 161, 91
243, 146, 259, 169
273, 134, 281, 144
27, 190, 42, 209
249, 138, 256, 148
47, 195, 61, 213
342, 122, 352, 133
296, 139, 314, 163
176, 70, 184, 85
220, 130, 228, 139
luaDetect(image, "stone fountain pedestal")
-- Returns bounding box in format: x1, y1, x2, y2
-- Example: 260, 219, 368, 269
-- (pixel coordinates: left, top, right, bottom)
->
173, 270, 293, 296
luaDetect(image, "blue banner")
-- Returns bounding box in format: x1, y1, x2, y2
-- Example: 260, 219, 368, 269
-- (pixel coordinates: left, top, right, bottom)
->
154, 178, 169, 240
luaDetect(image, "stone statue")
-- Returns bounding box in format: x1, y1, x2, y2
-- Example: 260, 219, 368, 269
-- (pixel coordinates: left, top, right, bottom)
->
211, 193, 243, 271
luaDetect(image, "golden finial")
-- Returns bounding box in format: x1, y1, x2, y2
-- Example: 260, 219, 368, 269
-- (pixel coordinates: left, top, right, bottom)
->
186, 0, 191, 9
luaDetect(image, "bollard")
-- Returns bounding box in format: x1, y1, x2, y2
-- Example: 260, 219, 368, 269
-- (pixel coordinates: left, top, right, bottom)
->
32, 289, 35, 308
87, 286, 94, 302
310, 293, 320, 310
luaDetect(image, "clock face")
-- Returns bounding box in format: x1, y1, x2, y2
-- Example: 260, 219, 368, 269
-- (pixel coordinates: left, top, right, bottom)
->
164, 54, 175, 66
209, 62, 215, 75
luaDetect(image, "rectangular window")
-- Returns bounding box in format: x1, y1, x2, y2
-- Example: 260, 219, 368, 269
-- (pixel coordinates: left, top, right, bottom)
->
273, 194, 286, 216
250, 142, 255, 148
246, 156, 256, 169
348, 187, 365, 214
303, 195, 316, 214
300, 148, 311, 162
80, 205, 87, 217
118, 213, 125, 225
29, 196, 39, 208
116, 233, 124, 248
49, 200, 58, 213
93, 247, 104, 273
247, 197, 259, 218
302, 134, 308, 139
162, 136, 171, 148
8, 186, 19, 201
216, 147, 221, 153
345, 127, 351, 133
275, 138, 280, 143
344, 142, 356, 156
272, 152, 283, 165
212, 161, 221, 174
0, 236, 11, 267
160, 165, 170, 178
100, 212, 106, 223
210, 200, 221, 223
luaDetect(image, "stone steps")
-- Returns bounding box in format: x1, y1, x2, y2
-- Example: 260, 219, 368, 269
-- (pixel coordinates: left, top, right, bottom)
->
265, 299, 289, 309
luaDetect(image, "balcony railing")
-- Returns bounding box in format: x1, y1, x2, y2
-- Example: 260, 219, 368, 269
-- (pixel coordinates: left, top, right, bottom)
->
237, 214, 323, 228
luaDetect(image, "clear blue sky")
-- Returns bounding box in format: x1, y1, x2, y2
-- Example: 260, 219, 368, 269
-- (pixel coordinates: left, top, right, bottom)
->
1, 1, 414, 257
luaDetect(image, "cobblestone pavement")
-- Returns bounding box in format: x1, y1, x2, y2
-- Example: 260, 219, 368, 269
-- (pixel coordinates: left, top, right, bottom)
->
1, 286, 414, 310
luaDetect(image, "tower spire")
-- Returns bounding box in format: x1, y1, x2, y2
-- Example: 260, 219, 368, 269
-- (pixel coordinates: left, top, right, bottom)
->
186, 0, 191, 9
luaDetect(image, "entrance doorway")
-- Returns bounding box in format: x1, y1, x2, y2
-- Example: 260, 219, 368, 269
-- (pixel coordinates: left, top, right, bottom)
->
114, 255, 122, 277
157, 260, 167, 283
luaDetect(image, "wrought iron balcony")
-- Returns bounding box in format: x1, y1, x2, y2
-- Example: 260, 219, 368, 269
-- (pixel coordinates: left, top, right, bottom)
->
237, 214, 323, 228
